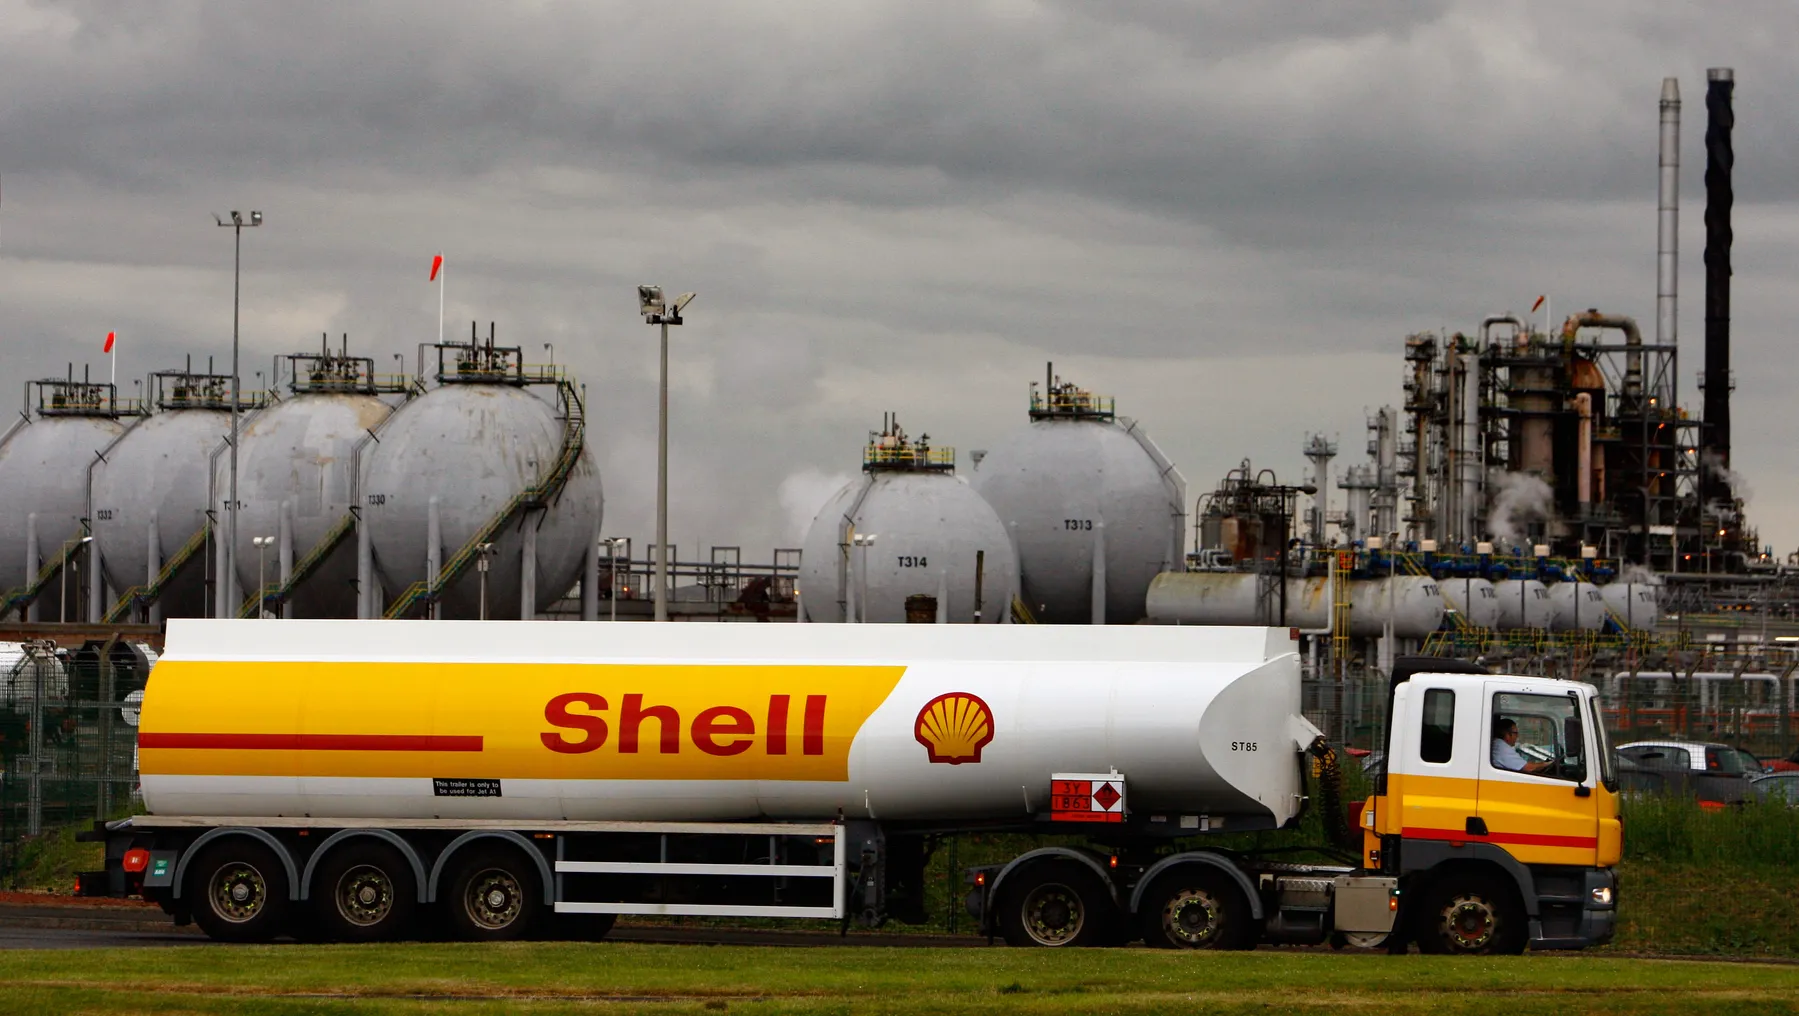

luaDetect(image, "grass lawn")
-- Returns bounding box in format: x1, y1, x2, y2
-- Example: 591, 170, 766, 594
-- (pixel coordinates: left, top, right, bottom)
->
0, 944, 1796, 1015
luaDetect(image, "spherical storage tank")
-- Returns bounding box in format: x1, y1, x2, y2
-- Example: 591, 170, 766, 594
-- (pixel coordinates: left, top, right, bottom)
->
361, 355, 600, 620
91, 375, 232, 619
1144, 573, 1445, 637
0, 384, 124, 619
971, 371, 1184, 624
800, 419, 1017, 623
225, 379, 394, 618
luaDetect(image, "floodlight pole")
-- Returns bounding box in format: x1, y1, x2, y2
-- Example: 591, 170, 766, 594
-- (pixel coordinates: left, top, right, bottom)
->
215, 210, 262, 618
657, 315, 669, 621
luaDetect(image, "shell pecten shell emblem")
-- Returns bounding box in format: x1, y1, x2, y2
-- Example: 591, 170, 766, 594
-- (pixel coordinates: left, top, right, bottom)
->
913, 692, 995, 765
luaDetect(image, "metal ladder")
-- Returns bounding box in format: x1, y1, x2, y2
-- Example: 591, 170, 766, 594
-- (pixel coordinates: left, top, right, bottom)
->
235, 513, 358, 618
102, 525, 210, 623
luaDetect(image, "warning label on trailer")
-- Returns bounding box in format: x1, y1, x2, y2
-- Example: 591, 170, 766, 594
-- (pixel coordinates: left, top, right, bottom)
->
433, 778, 502, 797
1049, 774, 1125, 823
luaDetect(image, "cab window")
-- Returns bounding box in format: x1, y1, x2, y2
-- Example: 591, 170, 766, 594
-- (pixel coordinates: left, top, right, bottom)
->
1491, 692, 1587, 783
1420, 689, 1454, 763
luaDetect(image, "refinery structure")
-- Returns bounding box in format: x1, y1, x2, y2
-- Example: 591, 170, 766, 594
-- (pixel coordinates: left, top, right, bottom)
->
3, 69, 1798, 853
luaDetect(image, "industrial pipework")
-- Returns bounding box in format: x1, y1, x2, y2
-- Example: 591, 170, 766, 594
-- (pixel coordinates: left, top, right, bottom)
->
1701, 67, 1734, 511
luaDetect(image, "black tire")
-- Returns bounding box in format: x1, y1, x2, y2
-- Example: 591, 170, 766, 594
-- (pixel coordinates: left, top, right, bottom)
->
187, 839, 293, 943
445, 846, 543, 942
1140, 868, 1256, 950
998, 861, 1117, 948
311, 842, 418, 943
1413, 874, 1527, 955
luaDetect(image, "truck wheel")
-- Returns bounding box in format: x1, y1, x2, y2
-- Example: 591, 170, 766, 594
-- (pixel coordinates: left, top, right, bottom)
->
446, 846, 542, 941
312, 843, 417, 943
187, 839, 293, 943
999, 861, 1114, 947
1414, 875, 1526, 955
1141, 870, 1255, 950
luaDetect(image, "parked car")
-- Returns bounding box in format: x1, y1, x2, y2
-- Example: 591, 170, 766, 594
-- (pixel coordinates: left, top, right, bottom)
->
1614, 740, 1760, 807
1748, 771, 1799, 806
1766, 748, 1799, 773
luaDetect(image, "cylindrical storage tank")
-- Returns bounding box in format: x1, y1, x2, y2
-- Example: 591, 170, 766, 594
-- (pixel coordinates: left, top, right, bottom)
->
800, 472, 1018, 624
361, 384, 601, 619
1145, 573, 1444, 638
0, 642, 70, 710
226, 393, 392, 617
1547, 581, 1608, 631
0, 415, 123, 617
139, 619, 1307, 827
1491, 579, 1552, 629
91, 408, 230, 618
972, 383, 1185, 624
1599, 583, 1660, 632
1437, 576, 1500, 630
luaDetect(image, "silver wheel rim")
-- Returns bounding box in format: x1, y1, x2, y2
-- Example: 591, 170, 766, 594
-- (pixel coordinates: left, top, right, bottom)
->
1161, 888, 1225, 948
208, 861, 268, 925
336, 864, 395, 928
1020, 883, 1084, 946
1440, 894, 1498, 951
464, 868, 524, 930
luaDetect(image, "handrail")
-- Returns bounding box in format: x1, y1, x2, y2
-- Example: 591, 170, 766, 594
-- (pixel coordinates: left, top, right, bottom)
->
102, 525, 210, 623
383, 380, 585, 618
236, 513, 358, 618
1010, 596, 1038, 625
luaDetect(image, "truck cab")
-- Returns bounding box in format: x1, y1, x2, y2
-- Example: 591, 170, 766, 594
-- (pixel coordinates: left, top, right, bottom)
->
1364, 658, 1620, 952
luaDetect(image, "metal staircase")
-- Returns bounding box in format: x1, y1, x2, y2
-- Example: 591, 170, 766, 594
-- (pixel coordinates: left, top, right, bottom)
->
2, 533, 95, 619
383, 380, 586, 618
236, 513, 357, 618
102, 525, 210, 623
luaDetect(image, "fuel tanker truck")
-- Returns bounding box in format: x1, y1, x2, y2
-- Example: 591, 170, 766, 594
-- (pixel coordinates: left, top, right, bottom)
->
82, 619, 1619, 953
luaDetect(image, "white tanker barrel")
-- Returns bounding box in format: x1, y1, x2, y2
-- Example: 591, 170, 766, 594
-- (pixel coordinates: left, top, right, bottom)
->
1144, 573, 1444, 638
1436, 576, 1500, 629
1548, 581, 1608, 631
137, 621, 1311, 829
1599, 583, 1660, 632
1492, 579, 1552, 629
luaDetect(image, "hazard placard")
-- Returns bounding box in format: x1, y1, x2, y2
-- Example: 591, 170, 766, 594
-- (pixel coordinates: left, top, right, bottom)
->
1049, 772, 1125, 823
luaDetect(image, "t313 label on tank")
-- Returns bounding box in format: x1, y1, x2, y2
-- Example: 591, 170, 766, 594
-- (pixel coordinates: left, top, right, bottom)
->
433, 778, 502, 797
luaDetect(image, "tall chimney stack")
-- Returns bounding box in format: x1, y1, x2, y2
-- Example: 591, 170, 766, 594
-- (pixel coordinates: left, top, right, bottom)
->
1657, 78, 1679, 353
1701, 67, 1734, 507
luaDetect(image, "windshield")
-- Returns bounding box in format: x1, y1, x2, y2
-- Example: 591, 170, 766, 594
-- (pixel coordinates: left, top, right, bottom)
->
1707, 747, 1759, 775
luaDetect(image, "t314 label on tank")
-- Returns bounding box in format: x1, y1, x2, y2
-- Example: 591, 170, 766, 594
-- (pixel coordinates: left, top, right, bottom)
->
433, 778, 502, 797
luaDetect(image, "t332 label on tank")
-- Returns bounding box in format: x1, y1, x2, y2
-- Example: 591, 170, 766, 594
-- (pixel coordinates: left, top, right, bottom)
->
433, 778, 502, 797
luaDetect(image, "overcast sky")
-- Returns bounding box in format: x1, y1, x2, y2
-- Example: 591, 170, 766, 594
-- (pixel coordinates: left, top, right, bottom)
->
3, 1, 1795, 562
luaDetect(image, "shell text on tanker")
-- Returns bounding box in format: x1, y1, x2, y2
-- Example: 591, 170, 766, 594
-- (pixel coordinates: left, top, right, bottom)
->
542, 692, 828, 757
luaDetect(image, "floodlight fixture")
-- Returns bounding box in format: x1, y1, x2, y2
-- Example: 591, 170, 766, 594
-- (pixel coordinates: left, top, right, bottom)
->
638, 285, 665, 318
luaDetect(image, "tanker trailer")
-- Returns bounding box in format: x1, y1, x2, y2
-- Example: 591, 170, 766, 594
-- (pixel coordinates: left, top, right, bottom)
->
81, 620, 1617, 955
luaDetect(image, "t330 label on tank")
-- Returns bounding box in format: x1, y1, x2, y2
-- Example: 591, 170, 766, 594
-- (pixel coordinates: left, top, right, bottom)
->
433, 778, 502, 797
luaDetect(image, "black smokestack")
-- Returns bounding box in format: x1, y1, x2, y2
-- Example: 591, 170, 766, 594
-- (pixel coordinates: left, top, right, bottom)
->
1701, 67, 1734, 506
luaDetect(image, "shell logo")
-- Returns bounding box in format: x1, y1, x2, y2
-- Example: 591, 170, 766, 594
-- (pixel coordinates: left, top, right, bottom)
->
913, 692, 994, 765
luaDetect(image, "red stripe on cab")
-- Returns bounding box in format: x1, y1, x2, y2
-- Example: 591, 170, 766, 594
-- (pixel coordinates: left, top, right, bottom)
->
1403, 826, 1597, 850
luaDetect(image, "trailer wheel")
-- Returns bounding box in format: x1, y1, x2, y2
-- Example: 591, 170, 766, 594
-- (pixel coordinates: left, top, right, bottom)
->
446, 846, 542, 941
312, 842, 417, 943
999, 861, 1114, 947
188, 840, 292, 943
1413, 875, 1526, 955
1141, 869, 1255, 950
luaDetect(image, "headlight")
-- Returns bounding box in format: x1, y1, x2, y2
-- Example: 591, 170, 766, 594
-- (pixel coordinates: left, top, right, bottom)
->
1591, 886, 1613, 905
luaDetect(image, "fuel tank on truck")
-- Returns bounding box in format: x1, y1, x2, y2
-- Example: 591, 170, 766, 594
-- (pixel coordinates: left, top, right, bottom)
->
1144, 573, 1445, 638
136, 620, 1311, 829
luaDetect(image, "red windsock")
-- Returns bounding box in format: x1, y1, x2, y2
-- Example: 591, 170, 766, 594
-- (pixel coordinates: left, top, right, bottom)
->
429, 254, 443, 281
1530, 295, 1546, 313
103, 331, 116, 353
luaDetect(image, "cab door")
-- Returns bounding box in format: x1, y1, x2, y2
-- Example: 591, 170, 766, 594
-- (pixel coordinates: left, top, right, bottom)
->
1381, 677, 1484, 842
1475, 682, 1600, 867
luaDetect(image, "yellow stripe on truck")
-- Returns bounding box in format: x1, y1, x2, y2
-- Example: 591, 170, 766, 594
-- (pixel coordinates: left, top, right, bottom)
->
139, 661, 906, 781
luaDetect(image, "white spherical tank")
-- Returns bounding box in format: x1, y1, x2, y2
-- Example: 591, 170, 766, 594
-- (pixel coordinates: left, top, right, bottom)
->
361, 384, 601, 619
1599, 583, 1660, 632
1491, 579, 1552, 629
800, 452, 1018, 623
971, 378, 1184, 624
1548, 581, 1607, 631
1144, 573, 1445, 638
91, 408, 231, 618
1437, 576, 1500, 629
226, 393, 393, 617
0, 415, 123, 611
